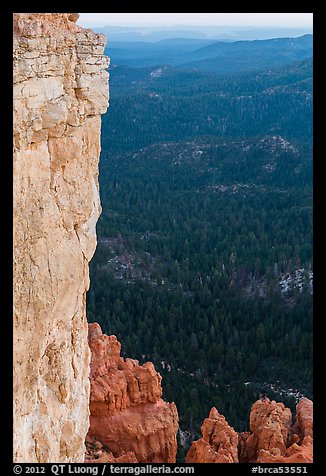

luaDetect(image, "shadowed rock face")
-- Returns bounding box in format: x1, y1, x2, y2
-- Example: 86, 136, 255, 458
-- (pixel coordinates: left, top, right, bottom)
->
187, 397, 313, 463
85, 435, 139, 463
87, 323, 179, 463
13, 13, 109, 462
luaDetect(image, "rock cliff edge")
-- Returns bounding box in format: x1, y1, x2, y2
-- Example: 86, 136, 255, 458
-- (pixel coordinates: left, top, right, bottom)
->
13, 13, 109, 462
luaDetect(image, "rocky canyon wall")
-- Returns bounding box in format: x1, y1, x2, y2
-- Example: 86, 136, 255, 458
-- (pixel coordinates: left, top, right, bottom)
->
13, 13, 109, 462
85, 323, 179, 463
186, 397, 313, 463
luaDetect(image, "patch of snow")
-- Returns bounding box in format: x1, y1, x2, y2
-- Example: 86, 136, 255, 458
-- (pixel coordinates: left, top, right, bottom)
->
258, 135, 298, 154
263, 163, 276, 171
178, 429, 192, 448
150, 67, 165, 78
161, 360, 171, 372
149, 92, 162, 99
263, 382, 305, 403
279, 268, 313, 294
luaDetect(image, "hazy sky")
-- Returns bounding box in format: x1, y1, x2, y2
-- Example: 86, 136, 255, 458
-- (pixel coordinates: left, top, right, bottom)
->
78, 13, 313, 28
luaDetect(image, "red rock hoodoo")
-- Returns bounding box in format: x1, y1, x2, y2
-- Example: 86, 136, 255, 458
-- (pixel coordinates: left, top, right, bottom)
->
185, 407, 239, 463
86, 323, 179, 463
186, 397, 313, 463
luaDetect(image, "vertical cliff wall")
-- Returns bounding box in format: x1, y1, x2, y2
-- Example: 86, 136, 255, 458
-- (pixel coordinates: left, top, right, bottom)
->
13, 13, 109, 462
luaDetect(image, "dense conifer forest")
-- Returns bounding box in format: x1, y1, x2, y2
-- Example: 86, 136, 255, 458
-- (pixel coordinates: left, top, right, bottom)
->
87, 35, 313, 455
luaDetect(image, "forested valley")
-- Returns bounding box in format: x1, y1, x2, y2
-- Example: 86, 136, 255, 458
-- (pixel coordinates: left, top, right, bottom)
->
87, 34, 313, 458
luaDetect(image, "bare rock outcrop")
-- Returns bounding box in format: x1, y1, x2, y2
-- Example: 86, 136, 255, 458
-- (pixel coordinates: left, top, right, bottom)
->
186, 397, 313, 463
292, 397, 313, 441
13, 13, 109, 462
254, 398, 313, 463
185, 407, 239, 463
87, 323, 179, 463
239, 398, 293, 462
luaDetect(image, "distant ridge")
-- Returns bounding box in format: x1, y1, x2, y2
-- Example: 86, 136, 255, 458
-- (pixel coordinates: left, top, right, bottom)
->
91, 24, 312, 42
177, 34, 313, 73
105, 34, 312, 72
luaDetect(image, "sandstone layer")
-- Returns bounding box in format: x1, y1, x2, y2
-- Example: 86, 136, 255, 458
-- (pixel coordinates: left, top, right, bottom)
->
253, 398, 313, 463
185, 407, 239, 463
87, 323, 179, 463
186, 397, 313, 463
13, 13, 109, 462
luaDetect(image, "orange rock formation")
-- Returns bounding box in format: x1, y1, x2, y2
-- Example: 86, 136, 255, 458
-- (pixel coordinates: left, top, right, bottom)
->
186, 407, 239, 463
87, 323, 179, 463
186, 397, 313, 463
253, 398, 313, 463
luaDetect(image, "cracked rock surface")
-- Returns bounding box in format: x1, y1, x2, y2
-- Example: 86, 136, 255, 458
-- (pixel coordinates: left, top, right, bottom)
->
13, 13, 109, 462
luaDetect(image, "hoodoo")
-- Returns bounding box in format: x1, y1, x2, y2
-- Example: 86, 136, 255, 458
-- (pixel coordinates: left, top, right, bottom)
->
186, 397, 313, 463
185, 407, 239, 463
86, 323, 179, 463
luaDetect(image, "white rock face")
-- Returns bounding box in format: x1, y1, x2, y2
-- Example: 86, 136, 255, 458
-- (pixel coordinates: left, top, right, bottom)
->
13, 13, 109, 462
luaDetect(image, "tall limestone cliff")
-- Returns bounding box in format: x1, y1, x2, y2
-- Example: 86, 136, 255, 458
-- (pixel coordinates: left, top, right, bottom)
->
13, 13, 109, 462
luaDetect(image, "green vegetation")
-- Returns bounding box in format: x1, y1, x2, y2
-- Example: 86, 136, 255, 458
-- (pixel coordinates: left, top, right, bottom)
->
87, 42, 313, 447
105, 58, 312, 154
